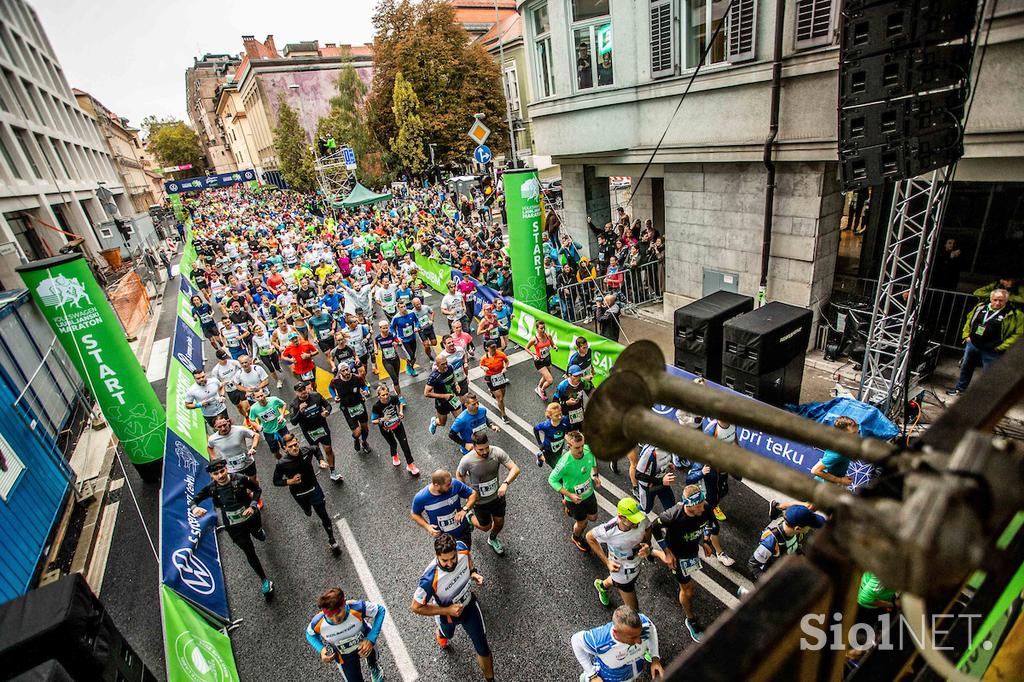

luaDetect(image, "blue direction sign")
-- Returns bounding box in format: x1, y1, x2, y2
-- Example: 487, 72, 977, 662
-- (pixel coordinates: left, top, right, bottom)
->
473, 144, 492, 165
342, 147, 357, 170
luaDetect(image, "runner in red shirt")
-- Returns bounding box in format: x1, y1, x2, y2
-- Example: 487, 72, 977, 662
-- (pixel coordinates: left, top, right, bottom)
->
266, 269, 286, 295
280, 333, 320, 382
450, 320, 476, 360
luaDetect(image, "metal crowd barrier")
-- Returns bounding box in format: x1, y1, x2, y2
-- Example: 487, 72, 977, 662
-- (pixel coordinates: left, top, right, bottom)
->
557, 260, 663, 324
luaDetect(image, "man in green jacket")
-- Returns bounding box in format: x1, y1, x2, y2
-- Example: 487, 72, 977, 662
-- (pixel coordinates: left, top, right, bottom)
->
973, 275, 1024, 305
948, 289, 1023, 395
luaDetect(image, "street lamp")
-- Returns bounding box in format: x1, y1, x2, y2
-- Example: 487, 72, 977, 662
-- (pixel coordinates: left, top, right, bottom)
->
493, 0, 519, 168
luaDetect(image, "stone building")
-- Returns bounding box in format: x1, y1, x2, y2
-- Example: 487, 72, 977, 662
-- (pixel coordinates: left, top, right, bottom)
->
184, 53, 241, 174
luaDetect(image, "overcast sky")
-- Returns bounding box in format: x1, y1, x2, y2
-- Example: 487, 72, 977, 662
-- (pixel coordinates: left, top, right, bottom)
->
32, 0, 376, 131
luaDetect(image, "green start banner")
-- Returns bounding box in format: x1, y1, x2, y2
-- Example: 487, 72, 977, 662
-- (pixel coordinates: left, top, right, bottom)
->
502, 168, 547, 311
508, 298, 624, 386
415, 250, 452, 294
17, 254, 165, 465
161, 585, 239, 682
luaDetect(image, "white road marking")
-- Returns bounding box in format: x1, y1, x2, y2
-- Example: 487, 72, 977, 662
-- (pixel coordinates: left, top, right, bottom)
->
468, 380, 744, 608
147, 337, 170, 383
335, 518, 420, 682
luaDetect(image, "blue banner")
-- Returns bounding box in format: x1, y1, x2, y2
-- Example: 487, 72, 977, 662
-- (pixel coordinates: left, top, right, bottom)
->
160, 429, 230, 620
173, 317, 204, 372
165, 169, 257, 195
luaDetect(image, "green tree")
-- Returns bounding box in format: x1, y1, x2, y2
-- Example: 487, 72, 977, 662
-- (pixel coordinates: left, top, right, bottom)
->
140, 114, 177, 139
390, 71, 428, 175
368, 0, 508, 171
316, 55, 385, 187
273, 97, 315, 192
146, 119, 206, 172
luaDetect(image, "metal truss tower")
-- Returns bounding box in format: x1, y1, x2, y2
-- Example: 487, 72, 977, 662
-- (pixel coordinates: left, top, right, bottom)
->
858, 166, 955, 415
313, 149, 355, 208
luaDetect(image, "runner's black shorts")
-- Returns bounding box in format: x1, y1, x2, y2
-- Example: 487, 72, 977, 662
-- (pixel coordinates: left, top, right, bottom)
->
473, 496, 506, 525
340, 403, 369, 429
418, 325, 436, 343
673, 554, 701, 585
231, 462, 258, 478
201, 324, 220, 339
565, 494, 598, 521
612, 575, 638, 593
484, 374, 509, 393
294, 484, 326, 515
226, 388, 245, 405
303, 425, 332, 446
204, 408, 228, 427
435, 397, 460, 416
317, 338, 335, 352
534, 358, 552, 370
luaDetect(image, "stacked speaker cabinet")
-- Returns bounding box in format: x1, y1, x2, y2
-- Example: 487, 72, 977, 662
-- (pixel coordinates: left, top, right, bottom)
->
673, 291, 754, 382
0, 574, 156, 682
721, 302, 813, 407
838, 0, 978, 189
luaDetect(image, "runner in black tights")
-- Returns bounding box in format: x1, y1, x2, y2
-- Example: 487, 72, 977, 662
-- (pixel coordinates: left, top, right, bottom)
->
371, 383, 419, 476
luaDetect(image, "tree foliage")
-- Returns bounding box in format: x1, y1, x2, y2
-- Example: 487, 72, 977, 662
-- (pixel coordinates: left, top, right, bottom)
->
273, 97, 316, 192
145, 119, 206, 172
368, 0, 509, 171
316, 56, 385, 188
390, 72, 428, 175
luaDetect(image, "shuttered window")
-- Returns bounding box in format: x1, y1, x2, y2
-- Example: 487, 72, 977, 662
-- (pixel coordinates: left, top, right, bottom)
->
727, 0, 757, 62
650, 0, 676, 78
0, 432, 26, 502
794, 0, 835, 50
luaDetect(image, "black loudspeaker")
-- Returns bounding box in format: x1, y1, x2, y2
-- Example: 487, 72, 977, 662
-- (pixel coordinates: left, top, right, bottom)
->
722, 357, 805, 408
0, 574, 156, 682
673, 291, 754, 382
722, 302, 813, 376
838, 0, 977, 190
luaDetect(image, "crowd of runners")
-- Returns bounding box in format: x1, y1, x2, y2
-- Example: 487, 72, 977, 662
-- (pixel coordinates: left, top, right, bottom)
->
178, 185, 850, 682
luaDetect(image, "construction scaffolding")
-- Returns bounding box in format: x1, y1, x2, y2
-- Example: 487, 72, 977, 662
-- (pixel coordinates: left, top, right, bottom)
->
313, 149, 356, 209
857, 166, 955, 415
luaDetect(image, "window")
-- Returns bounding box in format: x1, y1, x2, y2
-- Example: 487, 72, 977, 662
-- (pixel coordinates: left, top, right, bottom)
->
684, 0, 756, 68
34, 133, 58, 178
51, 138, 73, 178
531, 4, 556, 98
503, 64, 520, 112
12, 128, 41, 178
794, 0, 836, 50
22, 80, 47, 125
571, 0, 613, 90
0, 133, 23, 179
650, 0, 676, 78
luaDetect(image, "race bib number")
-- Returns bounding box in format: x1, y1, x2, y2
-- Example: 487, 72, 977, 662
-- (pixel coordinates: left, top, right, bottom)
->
453, 366, 466, 383
307, 427, 328, 441
448, 395, 462, 410
621, 561, 641, 579
318, 328, 332, 339
471, 421, 488, 433
569, 407, 584, 423
382, 346, 397, 359
300, 370, 315, 381
382, 415, 400, 430
486, 328, 499, 340
402, 324, 414, 338
346, 403, 365, 417
490, 372, 508, 387
539, 346, 551, 359
478, 478, 500, 497
200, 313, 213, 324
224, 507, 248, 526
436, 511, 459, 532
678, 555, 703, 577
551, 438, 565, 454
260, 410, 278, 424
335, 634, 364, 655
574, 480, 592, 497
225, 381, 237, 391
227, 453, 248, 470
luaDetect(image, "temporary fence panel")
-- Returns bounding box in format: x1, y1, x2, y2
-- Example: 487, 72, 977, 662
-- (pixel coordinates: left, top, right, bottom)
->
106, 271, 151, 339
0, 373, 72, 603
557, 261, 663, 324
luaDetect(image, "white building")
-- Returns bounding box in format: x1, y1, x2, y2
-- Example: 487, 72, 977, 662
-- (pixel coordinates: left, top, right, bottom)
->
517, 0, 1024, 325
0, 0, 139, 289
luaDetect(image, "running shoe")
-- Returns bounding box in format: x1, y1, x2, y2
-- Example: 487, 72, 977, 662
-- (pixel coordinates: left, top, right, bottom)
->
594, 579, 610, 606
257, 498, 265, 510
429, 416, 437, 435
685, 618, 704, 642
435, 629, 450, 650
329, 539, 341, 555
501, 414, 510, 424
329, 469, 344, 482
610, 460, 620, 474
369, 664, 385, 682
737, 586, 750, 597
713, 505, 727, 521
276, 379, 283, 389
392, 454, 401, 467
406, 463, 421, 476
535, 451, 544, 467
399, 396, 407, 406
571, 535, 589, 553
362, 441, 372, 453
534, 386, 546, 400
768, 499, 781, 520
716, 552, 736, 567
487, 537, 505, 555
410, 367, 418, 377
261, 579, 274, 596
254, 527, 267, 542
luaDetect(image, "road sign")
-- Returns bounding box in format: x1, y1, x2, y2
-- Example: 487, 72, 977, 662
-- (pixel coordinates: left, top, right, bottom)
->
473, 145, 492, 165
342, 147, 357, 170
467, 119, 491, 145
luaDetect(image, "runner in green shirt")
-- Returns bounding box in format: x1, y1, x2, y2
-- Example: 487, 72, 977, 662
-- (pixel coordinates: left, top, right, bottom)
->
857, 572, 898, 610
249, 389, 289, 458
380, 237, 397, 262
548, 431, 602, 553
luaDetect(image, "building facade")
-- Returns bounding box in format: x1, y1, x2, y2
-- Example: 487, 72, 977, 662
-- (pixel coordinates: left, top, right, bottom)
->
518, 0, 1024, 326
219, 36, 373, 179
73, 90, 157, 213
453, 0, 518, 41
0, 0, 137, 289
184, 53, 241, 174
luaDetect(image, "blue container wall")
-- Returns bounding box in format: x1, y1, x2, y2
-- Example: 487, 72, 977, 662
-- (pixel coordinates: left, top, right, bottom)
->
0, 374, 71, 603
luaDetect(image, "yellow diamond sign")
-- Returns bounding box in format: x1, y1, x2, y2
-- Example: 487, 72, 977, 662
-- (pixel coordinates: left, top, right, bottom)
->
467, 120, 492, 145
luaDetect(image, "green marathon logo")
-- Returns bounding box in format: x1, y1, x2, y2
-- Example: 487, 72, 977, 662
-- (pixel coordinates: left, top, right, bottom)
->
520, 177, 540, 202
38, 275, 92, 308
174, 631, 230, 681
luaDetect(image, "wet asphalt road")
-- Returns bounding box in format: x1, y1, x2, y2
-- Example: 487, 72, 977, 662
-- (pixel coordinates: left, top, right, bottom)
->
104, 284, 779, 682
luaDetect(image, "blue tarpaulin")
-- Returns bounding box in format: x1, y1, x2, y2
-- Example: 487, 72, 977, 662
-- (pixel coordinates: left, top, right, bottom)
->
787, 397, 900, 441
